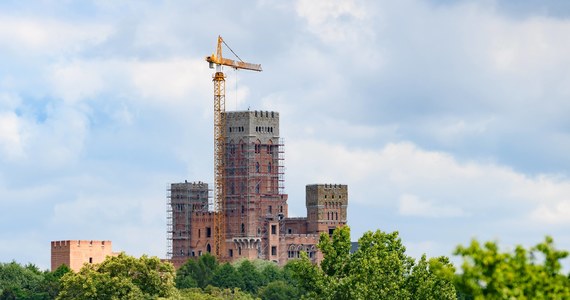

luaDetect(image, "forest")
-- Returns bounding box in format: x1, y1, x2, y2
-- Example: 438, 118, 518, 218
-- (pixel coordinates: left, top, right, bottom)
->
1, 226, 569, 299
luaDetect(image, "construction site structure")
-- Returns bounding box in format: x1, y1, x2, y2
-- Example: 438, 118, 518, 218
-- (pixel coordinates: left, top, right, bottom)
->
167, 110, 349, 267
206, 36, 262, 258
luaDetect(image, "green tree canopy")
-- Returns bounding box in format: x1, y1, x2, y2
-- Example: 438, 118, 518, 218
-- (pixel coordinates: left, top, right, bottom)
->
260, 263, 283, 286
236, 260, 263, 294
211, 263, 243, 290
455, 236, 570, 299
289, 226, 456, 300
0, 261, 47, 299
175, 253, 219, 289
258, 280, 299, 300
57, 252, 176, 300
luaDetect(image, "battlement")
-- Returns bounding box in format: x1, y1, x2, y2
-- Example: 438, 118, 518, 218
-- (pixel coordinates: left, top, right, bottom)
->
51, 240, 112, 249
170, 181, 209, 191
307, 183, 347, 190
226, 110, 279, 119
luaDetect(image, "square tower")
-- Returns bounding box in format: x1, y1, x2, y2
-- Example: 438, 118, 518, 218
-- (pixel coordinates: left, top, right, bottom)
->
224, 111, 288, 259
167, 181, 210, 259
306, 184, 348, 234
51, 240, 113, 272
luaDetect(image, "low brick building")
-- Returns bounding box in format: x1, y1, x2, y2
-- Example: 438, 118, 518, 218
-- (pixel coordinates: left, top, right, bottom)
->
51, 240, 115, 272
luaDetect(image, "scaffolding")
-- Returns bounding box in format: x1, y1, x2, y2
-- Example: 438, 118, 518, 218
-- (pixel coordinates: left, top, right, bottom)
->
224, 128, 286, 259
166, 181, 211, 259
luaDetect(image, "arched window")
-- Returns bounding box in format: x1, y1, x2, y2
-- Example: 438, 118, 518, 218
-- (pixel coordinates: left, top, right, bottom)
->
206, 244, 211, 253
241, 223, 245, 234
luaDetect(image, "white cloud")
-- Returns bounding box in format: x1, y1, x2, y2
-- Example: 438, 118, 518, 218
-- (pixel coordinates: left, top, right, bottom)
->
295, 0, 367, 43
531, 201, 570, 225
286, 139, 570, 226
0, 111, 25, 160
50, 61, 107, 104
130, 58, 209, 103
399, 193, 464, 218
0, 15, 112, 54
48, 58, 212, 108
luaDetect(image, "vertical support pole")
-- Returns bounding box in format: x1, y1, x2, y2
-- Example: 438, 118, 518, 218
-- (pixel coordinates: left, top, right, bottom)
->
213, 71, 226, 259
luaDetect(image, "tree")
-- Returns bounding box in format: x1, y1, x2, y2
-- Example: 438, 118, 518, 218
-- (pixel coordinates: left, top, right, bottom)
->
175, 260, 199, 289
57, 264, 143, 300
236, 260, 263, 294
176, 253, 219, 289
57, 252, 177, 300
258, 280, 299, 300
211, 263, 243, 290
289, 226, 456, 300
0, 261, 47, 300
406, 255, 456, 299
454, 236, 570, 299
41, 264, 71, 299
260, 263, 283, 286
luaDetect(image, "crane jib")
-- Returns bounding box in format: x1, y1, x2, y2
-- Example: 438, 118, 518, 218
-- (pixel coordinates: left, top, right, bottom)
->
206, 56, 262, 72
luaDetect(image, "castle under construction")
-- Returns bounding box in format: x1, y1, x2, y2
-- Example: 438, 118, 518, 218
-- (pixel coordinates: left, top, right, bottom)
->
167, 110, 348, 266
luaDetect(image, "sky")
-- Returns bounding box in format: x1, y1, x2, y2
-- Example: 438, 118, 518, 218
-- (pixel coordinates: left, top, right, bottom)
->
1, 0, 570, 270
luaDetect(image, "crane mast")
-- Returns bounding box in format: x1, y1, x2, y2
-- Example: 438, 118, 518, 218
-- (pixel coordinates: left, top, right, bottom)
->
206, 36, 261, 259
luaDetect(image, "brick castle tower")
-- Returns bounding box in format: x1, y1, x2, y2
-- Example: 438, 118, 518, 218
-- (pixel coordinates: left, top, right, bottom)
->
167, 110, 348, 267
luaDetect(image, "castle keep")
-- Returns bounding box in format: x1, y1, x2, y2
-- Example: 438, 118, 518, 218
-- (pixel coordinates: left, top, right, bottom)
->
51, 240, 114, 272
167, 111, 348, 266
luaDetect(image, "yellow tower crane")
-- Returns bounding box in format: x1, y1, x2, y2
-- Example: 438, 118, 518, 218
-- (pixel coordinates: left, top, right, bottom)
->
206, 36, 262, 259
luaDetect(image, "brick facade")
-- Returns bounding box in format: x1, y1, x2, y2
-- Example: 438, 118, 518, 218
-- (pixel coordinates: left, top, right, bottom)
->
51, 240, 114, 272
167, 111, 349, 268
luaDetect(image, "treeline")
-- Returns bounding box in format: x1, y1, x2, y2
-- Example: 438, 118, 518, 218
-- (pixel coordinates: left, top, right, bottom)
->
2, 226, 570, 299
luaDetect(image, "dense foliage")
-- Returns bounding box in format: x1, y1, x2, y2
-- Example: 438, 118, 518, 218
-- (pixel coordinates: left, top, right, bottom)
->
455, 236, 570, 299
0, 262, 69, 299
288, 226, 456, 299
57, 252, 177, 300
3, 230, 570, 299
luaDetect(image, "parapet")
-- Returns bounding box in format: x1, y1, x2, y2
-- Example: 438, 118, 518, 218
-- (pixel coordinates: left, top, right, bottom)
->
51, 240, 112, 248
226, 110, 279, 119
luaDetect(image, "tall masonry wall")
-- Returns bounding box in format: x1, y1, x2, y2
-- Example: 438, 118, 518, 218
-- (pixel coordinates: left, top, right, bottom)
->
168, 181, 210, 260
51, 240, 113, 272
306, 184, 348, 234
166, 109, 349, 268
